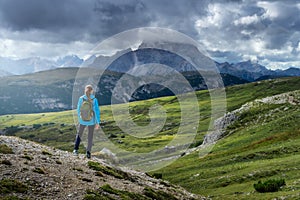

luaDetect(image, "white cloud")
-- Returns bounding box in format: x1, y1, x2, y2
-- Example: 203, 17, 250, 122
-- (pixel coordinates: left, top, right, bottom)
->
0, 38, 93, 59
233, 14, 260, 26
194, 1, 300, 69
265, 61, 300, 70
195, 3, 239, 29
257, 1, 280, 19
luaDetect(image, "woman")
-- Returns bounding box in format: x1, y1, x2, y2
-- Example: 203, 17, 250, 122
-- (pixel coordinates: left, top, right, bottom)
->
73, 85, 100, 158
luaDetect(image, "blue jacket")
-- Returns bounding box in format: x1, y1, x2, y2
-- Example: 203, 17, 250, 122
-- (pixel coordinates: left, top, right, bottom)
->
77, 94, 100, 126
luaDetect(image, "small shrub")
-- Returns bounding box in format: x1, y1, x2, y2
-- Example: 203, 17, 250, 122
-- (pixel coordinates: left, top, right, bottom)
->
108, 134, 117, 138
189, 140, 203, 148
84, 189, 111, 200
21, 155, 33, 161
143, 187, 177, 200
1, 159, 12, 165
99, 184, 146, 200
73, 167, 83, 172
0, 144, 13, 154
4, 126, 21, 135
33, 124, 42, 129
87, 161, 103, 171
83, 194, 106, 200
33, 167, 45, 174
42, 150, 52, 156
94, 171, 103, 177
81, 177, 93, 182
21, 168, 29, 172
101, 184, 118, 195
87, 161, 132, 180
254, 178, 286, 193
151, 173, 163, 179
160, 180, 172, 188
0, 179, 28, 194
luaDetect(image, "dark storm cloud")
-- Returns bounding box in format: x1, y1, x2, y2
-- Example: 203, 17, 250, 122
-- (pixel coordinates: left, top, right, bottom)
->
0, 0, 96, 42
91, 0, 152, 39
139, 0, 209, 37
0, 0, 150, 42
245, 1, 300, 50
0, 0, 299, 68
258, 1, 300, 50
0, 0, 90, 30
0, 0, 299, 46
0, 0, 211, 43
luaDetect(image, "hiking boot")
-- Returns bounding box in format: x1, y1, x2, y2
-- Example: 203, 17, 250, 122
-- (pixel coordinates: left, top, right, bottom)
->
73, 149, 79, 156
86, 151, 91, 159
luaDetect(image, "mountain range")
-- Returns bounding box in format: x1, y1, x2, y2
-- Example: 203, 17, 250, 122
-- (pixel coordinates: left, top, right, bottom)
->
84, 42, 300, 81
216, 60, 300, 81
1, 42, 300, 81
0, 55, 83, 76
0, 41, 299, 115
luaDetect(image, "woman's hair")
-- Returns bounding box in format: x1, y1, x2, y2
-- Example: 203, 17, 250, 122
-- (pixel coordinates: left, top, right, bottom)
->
85, 85, 93, 100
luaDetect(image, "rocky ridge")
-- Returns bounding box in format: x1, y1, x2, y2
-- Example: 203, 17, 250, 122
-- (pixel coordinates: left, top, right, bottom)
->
202, 90, 300, 146
0, 136, 204, 200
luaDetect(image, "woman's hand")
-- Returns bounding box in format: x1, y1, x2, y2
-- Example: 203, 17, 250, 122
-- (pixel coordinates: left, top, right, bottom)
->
95, 124, 100, 129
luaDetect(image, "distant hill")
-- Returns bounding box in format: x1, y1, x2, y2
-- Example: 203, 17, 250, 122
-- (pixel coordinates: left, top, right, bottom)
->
0, 67, 247, 115
0, 67, 123, 115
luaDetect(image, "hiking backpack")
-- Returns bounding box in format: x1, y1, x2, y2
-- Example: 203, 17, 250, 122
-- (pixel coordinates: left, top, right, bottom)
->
80, 98, 95, 121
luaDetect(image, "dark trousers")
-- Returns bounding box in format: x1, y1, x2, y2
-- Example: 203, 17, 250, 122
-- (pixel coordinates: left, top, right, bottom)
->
74, 124, 95, 152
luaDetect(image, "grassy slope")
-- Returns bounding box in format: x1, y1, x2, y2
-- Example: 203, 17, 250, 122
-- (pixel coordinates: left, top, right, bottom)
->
154, 78, 300, 199
157, 103, 300, 199
0, 77, 300, 199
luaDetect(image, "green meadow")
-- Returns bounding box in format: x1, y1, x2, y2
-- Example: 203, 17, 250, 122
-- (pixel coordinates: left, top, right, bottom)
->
1, 76, 300, 199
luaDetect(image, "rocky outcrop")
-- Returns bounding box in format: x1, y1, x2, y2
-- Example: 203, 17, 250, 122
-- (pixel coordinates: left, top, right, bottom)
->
202, 103, 251, 146
202, 90, 300, 146
0, 136, 203, 200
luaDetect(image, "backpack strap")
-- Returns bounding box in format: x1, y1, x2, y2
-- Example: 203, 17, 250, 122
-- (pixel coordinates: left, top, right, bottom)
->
83, 97, 95, 102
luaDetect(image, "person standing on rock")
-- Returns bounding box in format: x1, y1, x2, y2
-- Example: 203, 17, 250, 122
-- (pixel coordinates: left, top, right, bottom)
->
73, 85, 100, 158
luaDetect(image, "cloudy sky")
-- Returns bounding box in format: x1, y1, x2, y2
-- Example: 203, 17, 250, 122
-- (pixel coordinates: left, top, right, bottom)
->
0, 0, 299, 69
